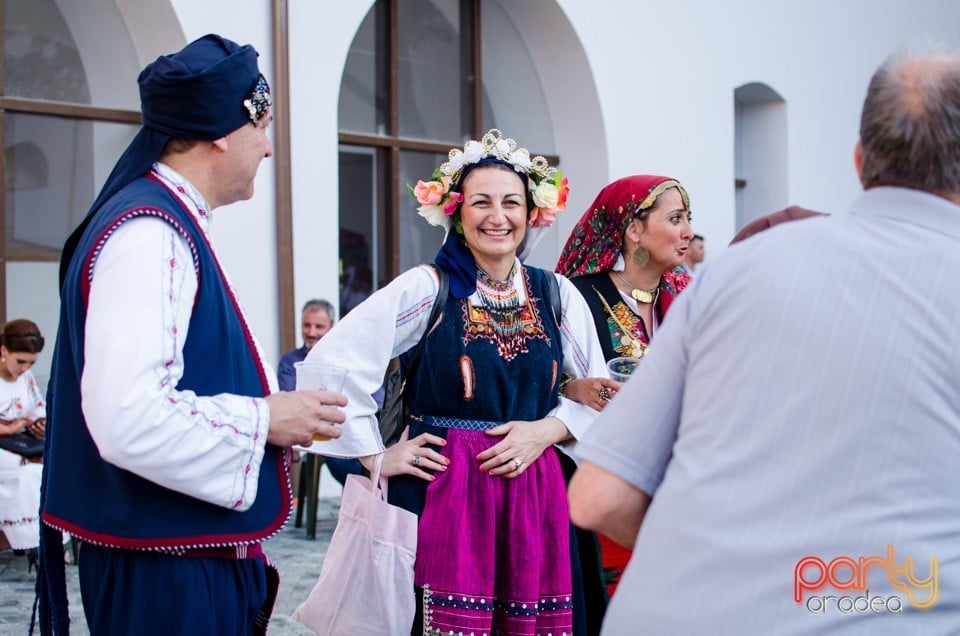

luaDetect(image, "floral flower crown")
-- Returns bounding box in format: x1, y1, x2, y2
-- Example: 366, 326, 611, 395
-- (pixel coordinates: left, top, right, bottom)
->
409, 129, 569, 230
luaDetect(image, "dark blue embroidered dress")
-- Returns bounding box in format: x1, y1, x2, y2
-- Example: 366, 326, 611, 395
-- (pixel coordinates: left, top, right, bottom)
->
390, 265, 575, 636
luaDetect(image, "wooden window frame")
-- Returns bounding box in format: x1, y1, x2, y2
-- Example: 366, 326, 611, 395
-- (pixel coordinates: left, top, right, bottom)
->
0, 0, 144, 320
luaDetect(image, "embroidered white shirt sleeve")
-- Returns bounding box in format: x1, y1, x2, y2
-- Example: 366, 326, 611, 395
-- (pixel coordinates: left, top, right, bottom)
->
550, 273, 608, 443
304, 265, 441, 458
82, 217, 270, 511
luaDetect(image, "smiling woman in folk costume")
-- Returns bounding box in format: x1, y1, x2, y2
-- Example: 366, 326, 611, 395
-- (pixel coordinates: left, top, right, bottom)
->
555, 175, 694, 609
308, 129, 608, 636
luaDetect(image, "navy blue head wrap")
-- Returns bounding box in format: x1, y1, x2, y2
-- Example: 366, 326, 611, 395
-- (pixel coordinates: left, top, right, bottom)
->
58, 33, 268, 288
434, 158, 530, 298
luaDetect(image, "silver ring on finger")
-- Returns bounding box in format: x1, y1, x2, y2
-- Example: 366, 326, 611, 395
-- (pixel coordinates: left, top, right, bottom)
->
412, 455, 421, 466
513, 458, 522, 470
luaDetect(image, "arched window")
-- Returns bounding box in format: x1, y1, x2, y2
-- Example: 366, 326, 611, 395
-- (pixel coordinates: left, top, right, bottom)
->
1, 0, 143, 327
337, 0, 557, 315
734, 82, 788, 230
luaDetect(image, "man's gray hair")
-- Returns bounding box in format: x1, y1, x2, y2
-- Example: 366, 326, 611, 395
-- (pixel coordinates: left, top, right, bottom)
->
859, 47, 960, 194
302, 298, 336, 323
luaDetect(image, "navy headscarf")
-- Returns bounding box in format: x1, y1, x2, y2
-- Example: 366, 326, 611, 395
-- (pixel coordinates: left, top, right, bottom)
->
58, 33, 266, 288
435, 158, 530, 299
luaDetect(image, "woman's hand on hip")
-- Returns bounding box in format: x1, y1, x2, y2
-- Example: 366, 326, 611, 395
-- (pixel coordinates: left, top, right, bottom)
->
371, 425, 449, 480
476, 416, 568, 479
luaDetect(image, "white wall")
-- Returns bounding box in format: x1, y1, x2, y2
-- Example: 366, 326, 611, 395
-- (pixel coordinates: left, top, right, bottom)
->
497, 0, 608, 271
557, 0, 960, 263
168, 0, 281, 362
5, 263, 59, 390
286, 2, 370, 352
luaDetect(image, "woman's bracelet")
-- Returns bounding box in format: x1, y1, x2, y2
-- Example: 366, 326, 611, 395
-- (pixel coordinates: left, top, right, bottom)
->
558, 375, 572, 398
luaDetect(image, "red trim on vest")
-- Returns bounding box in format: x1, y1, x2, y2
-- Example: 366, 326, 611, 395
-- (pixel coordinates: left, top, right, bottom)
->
80, 206, 201, 311
42, 511, 279, 551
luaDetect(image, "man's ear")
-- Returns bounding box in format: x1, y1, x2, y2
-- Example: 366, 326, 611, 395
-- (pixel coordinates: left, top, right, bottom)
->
212, 137, 229, 153
854, 140, 864, 185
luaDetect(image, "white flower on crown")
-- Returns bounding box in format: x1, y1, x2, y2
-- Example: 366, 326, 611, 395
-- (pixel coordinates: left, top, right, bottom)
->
463, 140, 485, 164
531, 181, 560, 209
508, 148, 532, 171
417, 204, 448, 227
444, 152, 467, 175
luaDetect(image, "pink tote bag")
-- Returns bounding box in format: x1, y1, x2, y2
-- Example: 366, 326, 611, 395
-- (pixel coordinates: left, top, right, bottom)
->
293, 455, 418, 635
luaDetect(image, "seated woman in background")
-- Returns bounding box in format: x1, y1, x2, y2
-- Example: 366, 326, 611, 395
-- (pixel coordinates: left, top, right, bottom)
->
555, 175, 694, 606
0, 319, 46, 551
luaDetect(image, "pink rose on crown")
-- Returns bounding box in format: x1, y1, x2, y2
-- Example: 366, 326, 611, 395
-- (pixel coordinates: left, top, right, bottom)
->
414, 177, 451, 206
442, 191, 464, 215
528, 206, 557, 228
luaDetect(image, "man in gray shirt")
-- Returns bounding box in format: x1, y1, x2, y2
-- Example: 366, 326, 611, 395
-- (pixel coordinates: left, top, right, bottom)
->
569, 49, 960, 635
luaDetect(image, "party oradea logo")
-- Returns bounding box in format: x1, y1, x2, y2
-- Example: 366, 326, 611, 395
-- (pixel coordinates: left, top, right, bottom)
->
794, 545, 938, 613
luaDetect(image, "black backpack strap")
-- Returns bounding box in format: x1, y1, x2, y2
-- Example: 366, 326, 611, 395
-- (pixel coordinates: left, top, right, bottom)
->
403, 264, 449, 378
546, 270, 562, 329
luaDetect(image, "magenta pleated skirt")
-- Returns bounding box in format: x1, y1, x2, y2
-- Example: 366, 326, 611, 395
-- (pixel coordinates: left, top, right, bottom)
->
414, 428, 573, 636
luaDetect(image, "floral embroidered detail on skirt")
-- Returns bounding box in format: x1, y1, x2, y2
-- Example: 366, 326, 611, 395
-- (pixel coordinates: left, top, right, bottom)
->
422, 588, 575, 636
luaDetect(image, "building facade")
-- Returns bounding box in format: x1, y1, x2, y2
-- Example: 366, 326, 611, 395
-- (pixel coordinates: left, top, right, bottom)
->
4, 0, 960, 391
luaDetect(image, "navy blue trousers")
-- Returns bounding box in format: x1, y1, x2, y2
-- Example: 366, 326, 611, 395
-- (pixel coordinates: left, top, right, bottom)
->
78, 543, 271, 635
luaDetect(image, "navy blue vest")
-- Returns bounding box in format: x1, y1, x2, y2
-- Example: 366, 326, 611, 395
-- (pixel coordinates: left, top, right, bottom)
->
42, 175, 290, 548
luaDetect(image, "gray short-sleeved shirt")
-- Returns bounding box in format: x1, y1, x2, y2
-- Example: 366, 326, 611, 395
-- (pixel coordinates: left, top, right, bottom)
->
577, 187, 960, 635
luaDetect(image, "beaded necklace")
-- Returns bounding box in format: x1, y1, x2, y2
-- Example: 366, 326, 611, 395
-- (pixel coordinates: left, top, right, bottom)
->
475, 264, 528, 361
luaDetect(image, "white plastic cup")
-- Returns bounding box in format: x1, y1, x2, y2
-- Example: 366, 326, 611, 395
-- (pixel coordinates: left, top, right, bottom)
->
607, 356, 641, 383
294, 361, 347, 391
294, 362, 347, 440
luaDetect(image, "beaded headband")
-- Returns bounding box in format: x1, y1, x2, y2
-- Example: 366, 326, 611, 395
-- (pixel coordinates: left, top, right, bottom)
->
409, 128, 569, 230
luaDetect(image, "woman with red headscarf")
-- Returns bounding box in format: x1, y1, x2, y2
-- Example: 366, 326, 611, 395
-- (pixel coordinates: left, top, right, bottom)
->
555, 175, 694, 619
556, 175, 694, 407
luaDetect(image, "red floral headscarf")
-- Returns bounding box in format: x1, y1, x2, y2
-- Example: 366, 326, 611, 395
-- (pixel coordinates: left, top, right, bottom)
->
555, 174, 690, 279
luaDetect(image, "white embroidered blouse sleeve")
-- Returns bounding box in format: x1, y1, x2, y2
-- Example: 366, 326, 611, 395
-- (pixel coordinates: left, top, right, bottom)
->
303, 265, 441, 458
24, 371, 46, 419
549, 273, 608, 442
82, 217, 270, 511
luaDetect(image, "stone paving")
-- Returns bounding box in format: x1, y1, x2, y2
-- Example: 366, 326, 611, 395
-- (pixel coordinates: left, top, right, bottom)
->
0, 498, 340, 636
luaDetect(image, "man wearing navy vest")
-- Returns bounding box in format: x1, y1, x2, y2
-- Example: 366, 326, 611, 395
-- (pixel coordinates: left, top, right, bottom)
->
36, 34, 346, 635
